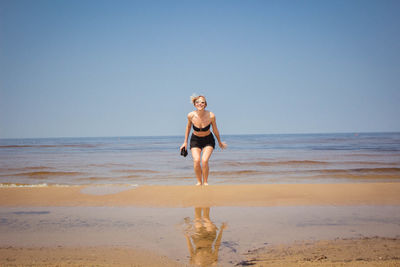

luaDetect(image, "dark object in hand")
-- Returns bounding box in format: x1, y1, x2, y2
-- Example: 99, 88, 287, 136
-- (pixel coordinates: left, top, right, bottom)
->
180, 147, 188, 157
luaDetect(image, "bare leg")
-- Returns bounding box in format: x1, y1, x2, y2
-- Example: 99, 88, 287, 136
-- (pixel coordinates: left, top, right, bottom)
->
202, 207, 216, 231
201, 146, 214, 185
203, 207, 210, 220
194, 207, 202, 229
191, 148, 202, 185
195, 207, 202, 219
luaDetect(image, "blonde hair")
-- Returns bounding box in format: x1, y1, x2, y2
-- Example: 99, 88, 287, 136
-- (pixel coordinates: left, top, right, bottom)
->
190, 94, 207, 107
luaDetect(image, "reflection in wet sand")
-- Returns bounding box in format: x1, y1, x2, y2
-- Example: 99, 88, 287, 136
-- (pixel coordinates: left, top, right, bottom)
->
2, 206, 400, 265
183, 207, 227, 266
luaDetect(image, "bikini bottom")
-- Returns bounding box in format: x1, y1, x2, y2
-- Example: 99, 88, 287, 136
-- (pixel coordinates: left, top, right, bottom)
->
190, 133, 215, 149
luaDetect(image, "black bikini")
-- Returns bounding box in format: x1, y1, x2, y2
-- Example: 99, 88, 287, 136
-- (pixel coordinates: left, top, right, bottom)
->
190, 124, 215, 149
192, 124, 211, 132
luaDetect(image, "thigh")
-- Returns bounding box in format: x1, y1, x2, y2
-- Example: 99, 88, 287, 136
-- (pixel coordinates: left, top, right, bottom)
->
201, 146, 214, 162
191, 147, 202, 162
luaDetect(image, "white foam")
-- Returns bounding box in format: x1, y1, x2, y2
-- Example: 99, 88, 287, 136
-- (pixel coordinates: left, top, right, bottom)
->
0, 183, 138, 188
0, 183, 50, 188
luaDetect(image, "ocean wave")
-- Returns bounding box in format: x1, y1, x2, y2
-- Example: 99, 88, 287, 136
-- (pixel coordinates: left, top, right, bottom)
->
317, 167, 400, 174
312, 174, 400, 180
77, 175, 144, 182
0, 144, 98, 148
88, 163, 133, 168
268, 160, 328, 166
77, 177, 116, 182
223, 160, 399, 168
0, 166, 54, 173
339, 161, 399, 166
0, 183, 74, 188
210, 167, 400, 179
211, 170, 267, 176
111, 169, 159, 174
344, 153, 400, 158
224, 160, 329, 167
0, 171, 83, 178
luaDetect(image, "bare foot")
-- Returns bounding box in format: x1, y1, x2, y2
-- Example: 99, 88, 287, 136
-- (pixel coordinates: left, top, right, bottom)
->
203, 183, 209, 186
196, 182, 202, 186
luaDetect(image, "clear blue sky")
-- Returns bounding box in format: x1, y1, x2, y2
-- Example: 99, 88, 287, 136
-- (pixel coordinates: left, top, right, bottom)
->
1, 0, 399, 138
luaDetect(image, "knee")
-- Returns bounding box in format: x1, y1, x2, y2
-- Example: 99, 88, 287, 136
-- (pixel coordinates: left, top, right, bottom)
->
201, 158, 209, 166
193, 159, 201, 166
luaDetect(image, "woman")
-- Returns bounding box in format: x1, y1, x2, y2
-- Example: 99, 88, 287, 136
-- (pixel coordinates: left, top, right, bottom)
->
180, 95, 227, 186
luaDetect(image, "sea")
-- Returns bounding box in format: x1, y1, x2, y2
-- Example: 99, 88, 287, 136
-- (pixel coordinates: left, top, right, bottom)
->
1, 132, 399, 187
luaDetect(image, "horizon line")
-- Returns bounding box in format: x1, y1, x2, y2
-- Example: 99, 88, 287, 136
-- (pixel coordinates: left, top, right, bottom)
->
1, 131, 399, 140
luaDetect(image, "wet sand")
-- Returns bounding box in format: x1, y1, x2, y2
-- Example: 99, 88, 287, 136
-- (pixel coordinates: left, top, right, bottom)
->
1, 183, 400, 266
1, 237, 399, 267
1, 183, 400, 207
240, 237, 400, 266
0, 246, 185, 267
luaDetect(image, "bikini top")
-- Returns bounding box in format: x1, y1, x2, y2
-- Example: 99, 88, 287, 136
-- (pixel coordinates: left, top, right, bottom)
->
193, 124, 211, 132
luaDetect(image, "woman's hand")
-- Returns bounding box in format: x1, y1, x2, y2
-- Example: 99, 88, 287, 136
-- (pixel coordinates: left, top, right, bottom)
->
219, 142, 227, 150
180, 143, 187, 151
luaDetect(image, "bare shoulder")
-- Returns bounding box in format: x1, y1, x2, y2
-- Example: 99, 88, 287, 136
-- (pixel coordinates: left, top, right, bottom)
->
209, 111, 216, 120
187, 111, 195, 120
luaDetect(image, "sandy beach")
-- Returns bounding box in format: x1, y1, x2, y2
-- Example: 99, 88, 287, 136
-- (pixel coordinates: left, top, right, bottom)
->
240, 236, 400, 266
0, 183, 400, 266
1, 236, 400, 266
0, 246, 185, 267
1, 183, 400, 207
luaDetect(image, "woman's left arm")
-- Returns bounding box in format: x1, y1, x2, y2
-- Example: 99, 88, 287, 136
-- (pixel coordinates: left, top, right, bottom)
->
211, 112, 227, 149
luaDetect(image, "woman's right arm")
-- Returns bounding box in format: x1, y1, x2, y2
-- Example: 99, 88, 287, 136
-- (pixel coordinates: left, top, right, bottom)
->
180, 113, 192, 150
